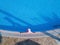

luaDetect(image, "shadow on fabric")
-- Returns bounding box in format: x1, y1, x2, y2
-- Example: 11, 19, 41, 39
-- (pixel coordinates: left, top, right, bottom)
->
15, 39, 40, 45
0, 32, 2, 44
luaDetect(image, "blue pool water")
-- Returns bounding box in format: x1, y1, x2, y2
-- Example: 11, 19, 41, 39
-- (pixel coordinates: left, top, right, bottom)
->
0, 0, 60, 32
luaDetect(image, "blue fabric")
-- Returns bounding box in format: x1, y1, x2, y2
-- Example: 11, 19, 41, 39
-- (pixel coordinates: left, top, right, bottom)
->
0, 0, 60, 32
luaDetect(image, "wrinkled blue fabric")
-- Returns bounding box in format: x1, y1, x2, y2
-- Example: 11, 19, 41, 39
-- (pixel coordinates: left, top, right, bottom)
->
0, 0, 60, 32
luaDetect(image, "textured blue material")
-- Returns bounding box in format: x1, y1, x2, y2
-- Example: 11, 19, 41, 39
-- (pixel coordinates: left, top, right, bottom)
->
0, 0, 60, 32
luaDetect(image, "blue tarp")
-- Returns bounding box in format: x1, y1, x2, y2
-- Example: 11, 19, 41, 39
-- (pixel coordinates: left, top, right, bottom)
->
0, 0, 60, 32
